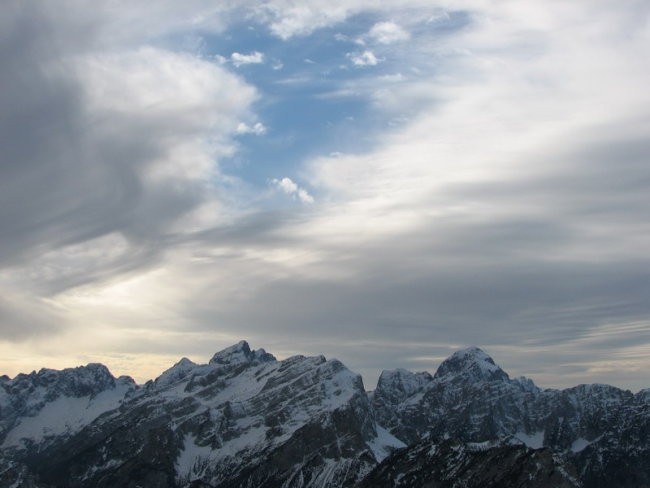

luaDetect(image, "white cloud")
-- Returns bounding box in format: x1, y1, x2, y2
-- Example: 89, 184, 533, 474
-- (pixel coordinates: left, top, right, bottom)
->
367, 21, 410, 44
347, 50, 380, 66
250, 1, 362, 39
231, 51, 264, 67
236, 122, 267, 135
272, 177, 314, 203
249, 0, 443, 40
275, 177, 298, 194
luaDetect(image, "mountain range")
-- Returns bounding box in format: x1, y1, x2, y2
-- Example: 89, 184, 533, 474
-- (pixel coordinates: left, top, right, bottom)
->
1, 341, 648, 487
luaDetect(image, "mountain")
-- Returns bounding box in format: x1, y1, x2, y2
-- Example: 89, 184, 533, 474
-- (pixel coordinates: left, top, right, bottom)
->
0, 341, 402, 487
0, 341, 648, 487
372, 346, 650, 488
0, 363, 136, 451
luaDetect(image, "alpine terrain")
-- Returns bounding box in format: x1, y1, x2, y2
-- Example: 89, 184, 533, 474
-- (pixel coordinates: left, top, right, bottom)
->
1, 341, 648, 487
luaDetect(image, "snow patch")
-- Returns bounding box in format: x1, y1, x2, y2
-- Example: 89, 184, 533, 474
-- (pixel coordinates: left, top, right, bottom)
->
2, 383, 130, 448
367, 425, 406, 461
514, 430, 545, 449
571, 436, 601, 453
175, 433, 213, 481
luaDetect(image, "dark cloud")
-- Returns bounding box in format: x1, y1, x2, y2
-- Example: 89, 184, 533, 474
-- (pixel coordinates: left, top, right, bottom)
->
173, 130, 650, 389
0, 3, 251, 268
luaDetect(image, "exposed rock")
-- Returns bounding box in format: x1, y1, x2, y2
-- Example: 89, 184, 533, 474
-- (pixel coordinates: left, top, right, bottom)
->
360, 439, 581, 488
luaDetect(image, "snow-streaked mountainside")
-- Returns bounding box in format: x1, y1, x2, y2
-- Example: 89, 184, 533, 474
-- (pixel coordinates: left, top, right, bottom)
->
0, 342, 648, 487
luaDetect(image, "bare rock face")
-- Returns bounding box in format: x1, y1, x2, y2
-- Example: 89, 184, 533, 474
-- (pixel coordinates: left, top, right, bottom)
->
360, 439, 581, 488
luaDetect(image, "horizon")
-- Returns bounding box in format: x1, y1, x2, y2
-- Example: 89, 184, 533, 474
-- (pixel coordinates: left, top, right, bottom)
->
1, 1, 649, 392
2, 339, 647, 394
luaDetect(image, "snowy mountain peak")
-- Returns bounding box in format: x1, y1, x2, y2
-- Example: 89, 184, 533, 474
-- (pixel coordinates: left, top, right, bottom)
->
7, 363, 121, 400
174, 357, 195, 368
154, 357, 199, 388
208, 340, 276, 366
376, 368, 433, 399
434, 346, 509, 382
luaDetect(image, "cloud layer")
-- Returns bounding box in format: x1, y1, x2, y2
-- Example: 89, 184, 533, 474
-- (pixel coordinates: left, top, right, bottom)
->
1, 0, 649, 391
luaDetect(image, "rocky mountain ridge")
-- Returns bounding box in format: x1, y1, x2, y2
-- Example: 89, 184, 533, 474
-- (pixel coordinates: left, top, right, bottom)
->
0, 341, 647, 487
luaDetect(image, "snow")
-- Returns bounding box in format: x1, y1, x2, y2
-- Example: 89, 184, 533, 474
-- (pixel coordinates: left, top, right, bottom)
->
454, 347, 501, 373
218, 422, 270, 458
367, 425, 406, 461
320, 362, 361, 410
571, 436, 601, 453
514, 430, 545, 449
155, 357, 198, 388
466, 440, 496, 451
377, 369, 431, 398
175, 433, 213, 481
434, 346, 507, 382
162, 353, 373, 471
304, 458, 343, 488
2, 383, 130, 448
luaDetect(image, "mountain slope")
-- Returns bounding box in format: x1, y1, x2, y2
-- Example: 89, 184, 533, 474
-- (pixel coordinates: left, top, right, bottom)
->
371, 346, 649, 488
0, 363, 136, 451
359, 439, 581, 488
1, 341, 402, 488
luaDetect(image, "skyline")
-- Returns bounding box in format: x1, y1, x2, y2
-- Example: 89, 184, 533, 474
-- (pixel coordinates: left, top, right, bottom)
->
1, 1, 649, 390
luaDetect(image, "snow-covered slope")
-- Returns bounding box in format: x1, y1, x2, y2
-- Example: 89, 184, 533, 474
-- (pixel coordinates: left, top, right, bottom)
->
0, 363, 136, 451
0, 341, 402, 488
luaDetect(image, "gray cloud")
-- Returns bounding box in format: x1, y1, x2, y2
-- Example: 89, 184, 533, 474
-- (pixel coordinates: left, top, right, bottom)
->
0, 292, 63, 341
0, 2, 256, 338
171, 128, 650, 389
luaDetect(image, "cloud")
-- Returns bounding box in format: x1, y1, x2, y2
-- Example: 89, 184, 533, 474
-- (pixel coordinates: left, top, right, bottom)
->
272, 177, 315, 204
0, 2, 257, 332
236, 122, 267, 135
347, 50, 380, 66
249, 0, 445, 40
367, 21, 410, 44
231, 51, 265, 67
1, 0, 649, 393
250, 1, 364, 39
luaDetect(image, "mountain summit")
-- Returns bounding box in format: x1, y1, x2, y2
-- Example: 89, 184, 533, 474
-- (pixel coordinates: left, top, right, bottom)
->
208, 339, 275, 366
434, 346, 509, 382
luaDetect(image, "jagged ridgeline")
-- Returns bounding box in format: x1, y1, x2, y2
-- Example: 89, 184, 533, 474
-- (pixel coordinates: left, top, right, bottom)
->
1, 341, 648, 487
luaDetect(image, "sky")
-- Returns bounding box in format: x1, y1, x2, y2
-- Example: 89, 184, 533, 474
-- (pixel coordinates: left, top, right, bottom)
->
1, 0, 649, 391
